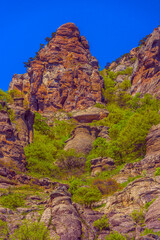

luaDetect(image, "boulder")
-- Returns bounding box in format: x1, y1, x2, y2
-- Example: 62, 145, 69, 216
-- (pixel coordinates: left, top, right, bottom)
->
64, 125, 101, 154
71, 106, 109, 123
91, 157, 115, 176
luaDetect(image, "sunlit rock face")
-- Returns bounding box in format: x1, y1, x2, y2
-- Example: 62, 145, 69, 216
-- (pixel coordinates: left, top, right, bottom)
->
9, 23, 103, 113
131, 26, 160, 97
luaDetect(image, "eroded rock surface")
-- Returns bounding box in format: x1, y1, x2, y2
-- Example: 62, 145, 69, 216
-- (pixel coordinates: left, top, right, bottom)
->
40, 186, 107, 240
0, 109, 26, 170
71, 106, 109, 123
9, 23, 103, 113
91, 157, 115, 176
131, 26, 160, 97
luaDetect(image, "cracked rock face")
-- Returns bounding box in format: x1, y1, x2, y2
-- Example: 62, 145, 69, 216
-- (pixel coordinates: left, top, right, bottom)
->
131, 26, 160, 97
9, 23, 103, 113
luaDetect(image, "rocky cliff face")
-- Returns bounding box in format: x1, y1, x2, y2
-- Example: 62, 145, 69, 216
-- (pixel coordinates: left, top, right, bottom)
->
131, 26, 160, 97
9, 23, 103, 113
108, 26, 160, 99
0, 101, 34, 171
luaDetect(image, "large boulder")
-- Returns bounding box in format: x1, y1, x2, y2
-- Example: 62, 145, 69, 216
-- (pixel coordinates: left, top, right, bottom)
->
71, 106, 109, 123
64, 125, 101, 154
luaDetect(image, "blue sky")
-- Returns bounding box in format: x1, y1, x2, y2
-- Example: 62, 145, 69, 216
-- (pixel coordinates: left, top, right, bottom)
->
1, 0, 160, 91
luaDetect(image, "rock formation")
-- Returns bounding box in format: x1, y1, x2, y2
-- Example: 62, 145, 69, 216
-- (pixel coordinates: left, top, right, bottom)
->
0, 109, 26, 170
0, 100, 34, 171
131, 26, 160, 97
9, 23, 103, 113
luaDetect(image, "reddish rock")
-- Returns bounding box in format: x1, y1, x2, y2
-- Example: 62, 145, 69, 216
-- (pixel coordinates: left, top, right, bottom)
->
9, 23, 103, 113
0, 109, 26, 170
131, 26, 160, 97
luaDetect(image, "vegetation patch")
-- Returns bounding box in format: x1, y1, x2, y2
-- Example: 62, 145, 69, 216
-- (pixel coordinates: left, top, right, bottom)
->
72, 186, 102, 208
0, 192, 25, 209
93, 215, 109, 231
106, 231, 127, 240
10, 220, 52, 240
155, 167, 160, 176
131, 209, 145, 226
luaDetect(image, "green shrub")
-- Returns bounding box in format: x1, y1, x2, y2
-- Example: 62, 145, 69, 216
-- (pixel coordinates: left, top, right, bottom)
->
0, 192, 25, 209
106, 231, 127, 240
25, 117, 75, 178
0, 219, 8, 239
33, 112, 50, 134
68, 178, 84, 194
144, 199, 156, 210
141, 228, 160, 237
72, 186, 102, 208
10, 220, 52, 240
93, 215, 109, 231
155, 167, 160, 176
56, 149, 85, 170
0, 89, 12, 103
131, 209, 145, 225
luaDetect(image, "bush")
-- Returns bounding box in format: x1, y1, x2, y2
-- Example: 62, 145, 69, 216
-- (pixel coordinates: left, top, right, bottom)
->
131, 209, 145, 225
0, 192, 25, 209
155, 167, 160, 176
106, 231, 127, 240
72, 186, 102, 208
10, 220, 52, 240
25, 117, 75, 178
56, 149, 85, 170
141, 228, 160, 237
68, 178, 84, 194
0, 219, 8, 239
93, 215, 109, 231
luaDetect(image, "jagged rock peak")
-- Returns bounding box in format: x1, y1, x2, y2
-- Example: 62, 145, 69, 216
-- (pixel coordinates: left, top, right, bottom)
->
56, 22, 80, 38
9, 23, 103, 113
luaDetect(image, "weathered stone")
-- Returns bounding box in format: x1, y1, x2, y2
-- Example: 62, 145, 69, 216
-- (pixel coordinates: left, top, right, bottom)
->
64, 125, 101, 154
0, 110, 26, 170
145, 197, 160, 231
71, 106, 109, 123
9, 23, 103, 113
91, 157, 115, 176
131, 27, 160, 98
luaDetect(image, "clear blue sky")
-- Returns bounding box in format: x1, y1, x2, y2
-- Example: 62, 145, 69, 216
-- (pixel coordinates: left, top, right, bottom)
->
1, 0, 160, 91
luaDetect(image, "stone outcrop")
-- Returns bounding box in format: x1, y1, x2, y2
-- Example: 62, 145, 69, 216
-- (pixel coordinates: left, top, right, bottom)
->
0, 100, 34, 171
41, 186, 108, 240
0, 109, 26, 170
131, 26, 160, 97
91, 157, 115, 176
64, 125, 101, 154
100, 177, 160, 238
71, 106, 109, 123
9, 23, 103, 113
64, 125, 110, 154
